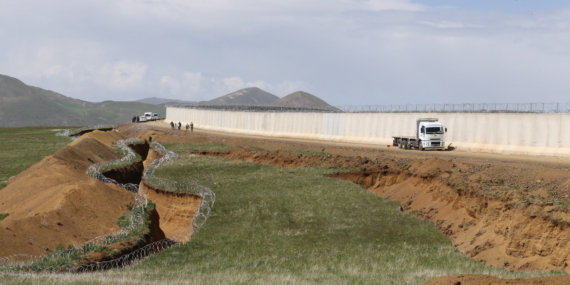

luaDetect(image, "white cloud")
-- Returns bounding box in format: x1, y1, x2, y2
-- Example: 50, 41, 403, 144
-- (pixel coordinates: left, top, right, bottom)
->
223, 77, 246, 92
98, 61, 148, 90
160, 75, 181, 95
182, 72, 204, 94
364, 0, 425, 11
418, 20, 468, 28
1, 0, 570, 105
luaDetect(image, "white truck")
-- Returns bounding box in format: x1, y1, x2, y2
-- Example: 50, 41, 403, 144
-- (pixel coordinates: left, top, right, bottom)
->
144, 112, 153, 121
392, 118, 447, 151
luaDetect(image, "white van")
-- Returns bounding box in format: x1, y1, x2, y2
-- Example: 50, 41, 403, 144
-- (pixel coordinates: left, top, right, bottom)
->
152, 113, 160, 120
144, 112, 153, 121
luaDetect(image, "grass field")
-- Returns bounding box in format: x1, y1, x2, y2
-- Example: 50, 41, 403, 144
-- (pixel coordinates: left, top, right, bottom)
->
0, 131, 564, 284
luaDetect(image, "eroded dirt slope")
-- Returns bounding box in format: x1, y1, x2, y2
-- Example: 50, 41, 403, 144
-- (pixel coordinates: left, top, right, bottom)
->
203, 147, 570, 273
120, 124, 570, 283
0, 131, 134, 256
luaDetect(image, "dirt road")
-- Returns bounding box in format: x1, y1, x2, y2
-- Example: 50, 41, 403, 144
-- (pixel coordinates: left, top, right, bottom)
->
145, 121, 570, 167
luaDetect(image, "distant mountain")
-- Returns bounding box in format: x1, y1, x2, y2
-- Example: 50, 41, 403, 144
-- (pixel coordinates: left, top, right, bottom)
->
136, 97, 196, 105
0, 74, 165, 127
269, 91, 334, 109
201, 87, 279, 106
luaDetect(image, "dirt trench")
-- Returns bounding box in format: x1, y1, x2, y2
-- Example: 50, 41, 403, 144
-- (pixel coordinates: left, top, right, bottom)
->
200, 148, 570, 273
137, 142, 203, 243
0, 131, 201, 265
106, 141, 202, 244
73, 139, 201, 268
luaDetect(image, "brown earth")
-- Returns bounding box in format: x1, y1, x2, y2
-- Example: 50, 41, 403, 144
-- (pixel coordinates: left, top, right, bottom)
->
140, 183, 202, 242
424, 274, 570, 285
0, 128, 203, 265
3, 120, 570, 284
121, 122, 570, 284
0, 131, 134, 257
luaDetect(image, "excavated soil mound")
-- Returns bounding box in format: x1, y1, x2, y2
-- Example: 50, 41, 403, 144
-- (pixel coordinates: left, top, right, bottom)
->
197, 148, 375, 169
138, 147, 203, 242
120, 123, 570, 283
1, 126, 206, 267
0, 131, 134, 256
192, 147, 570, 274
424, 274, 570, 285
329, 158, 570, 273
140, 183, 202, 242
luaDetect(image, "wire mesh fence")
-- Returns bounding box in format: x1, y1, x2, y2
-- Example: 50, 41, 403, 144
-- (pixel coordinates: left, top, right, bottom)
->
167, 102, 570, 114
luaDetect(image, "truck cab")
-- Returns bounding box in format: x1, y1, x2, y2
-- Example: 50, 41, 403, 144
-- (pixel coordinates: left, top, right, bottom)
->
392, 118, 447, 151
417, 119, 446, 150
144, 112, 153, 121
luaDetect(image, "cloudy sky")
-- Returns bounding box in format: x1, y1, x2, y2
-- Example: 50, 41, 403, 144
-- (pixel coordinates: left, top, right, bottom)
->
1, 0, 569, 105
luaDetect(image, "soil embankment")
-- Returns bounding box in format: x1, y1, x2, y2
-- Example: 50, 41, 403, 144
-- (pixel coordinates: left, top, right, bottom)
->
0, 131, 133, 256
135, 134, 204, 242
140, 183, 202, 242
200, 147, 570, 273
328, 158, 570, 272
112, 124, 570, 283
0, 128, 203, 264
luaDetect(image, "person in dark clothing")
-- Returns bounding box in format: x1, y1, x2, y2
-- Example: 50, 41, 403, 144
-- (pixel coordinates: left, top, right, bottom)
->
185, 123, 189, 132
170, 121, 175, 130
178, 122, 181, 130
190, 122, 194, 132
136, 116, 139, 123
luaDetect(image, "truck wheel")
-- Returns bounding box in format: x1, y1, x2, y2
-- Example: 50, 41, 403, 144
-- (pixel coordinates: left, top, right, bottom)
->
419, 141, 424, 151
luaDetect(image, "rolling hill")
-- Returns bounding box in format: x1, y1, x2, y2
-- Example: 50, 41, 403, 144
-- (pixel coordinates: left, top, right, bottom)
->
269, 91, 335, 109
0, 74, 165, 127
201, 87, 279, 106
136, 97, 196, 105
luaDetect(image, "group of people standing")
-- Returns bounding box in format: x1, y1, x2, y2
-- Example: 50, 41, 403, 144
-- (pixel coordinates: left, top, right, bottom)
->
170, 121, 193, 132
131, 116, 140, 123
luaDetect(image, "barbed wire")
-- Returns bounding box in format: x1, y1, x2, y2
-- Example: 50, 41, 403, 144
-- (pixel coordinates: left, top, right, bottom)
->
167, 104, 342, 113
0, 138, 147, 271
167, 102, 570, 114
55, 124, 117, 137
143, 141, 215, 239
74, 139, 216, 271
0, 136, 215, 272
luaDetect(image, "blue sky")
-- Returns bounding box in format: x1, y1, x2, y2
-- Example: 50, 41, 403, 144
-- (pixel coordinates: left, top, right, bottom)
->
1, 0, 570, 106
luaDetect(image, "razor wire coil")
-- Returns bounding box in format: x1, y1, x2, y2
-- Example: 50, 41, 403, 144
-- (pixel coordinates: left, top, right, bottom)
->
55, 124, 117, 137
167, 102, 570, 114
0, 135, 215, 272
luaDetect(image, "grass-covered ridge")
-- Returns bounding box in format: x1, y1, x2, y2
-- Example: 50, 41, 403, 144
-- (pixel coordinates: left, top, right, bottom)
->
0, 136, 564, 284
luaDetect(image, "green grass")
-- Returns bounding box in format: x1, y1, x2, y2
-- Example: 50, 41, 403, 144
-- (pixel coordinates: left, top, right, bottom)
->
0, 127, 71, 190
0, 213, 8, 221
0, 137, 565, 284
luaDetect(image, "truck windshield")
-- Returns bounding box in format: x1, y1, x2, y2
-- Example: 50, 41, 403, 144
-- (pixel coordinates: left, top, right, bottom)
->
426, 127, 443, 134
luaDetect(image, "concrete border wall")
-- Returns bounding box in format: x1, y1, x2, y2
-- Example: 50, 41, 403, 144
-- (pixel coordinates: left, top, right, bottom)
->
166, 107, 570, 157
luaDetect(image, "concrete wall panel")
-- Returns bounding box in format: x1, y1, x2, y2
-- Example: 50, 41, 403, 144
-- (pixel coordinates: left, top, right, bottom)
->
166, 108, 570, 157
